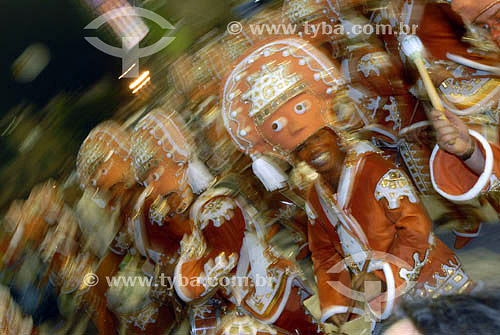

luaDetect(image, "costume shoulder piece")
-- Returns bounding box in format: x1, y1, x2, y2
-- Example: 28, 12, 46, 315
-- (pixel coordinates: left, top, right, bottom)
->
375, 169, 419, 209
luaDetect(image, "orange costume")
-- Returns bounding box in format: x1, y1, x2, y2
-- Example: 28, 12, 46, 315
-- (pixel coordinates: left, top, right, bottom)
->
77, 120, 187, 335
76, 121, 147, 334
413, 4, 500, 246
367, 0, 500, 246
125, 109, 220, 334
220, 36, 473, 326
2, 181, 64, 266
173, 179, 319, 334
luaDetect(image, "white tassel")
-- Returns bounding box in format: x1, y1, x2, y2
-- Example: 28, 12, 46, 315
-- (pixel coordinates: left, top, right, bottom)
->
251, 155, 288, 191
187, 158, 215, 194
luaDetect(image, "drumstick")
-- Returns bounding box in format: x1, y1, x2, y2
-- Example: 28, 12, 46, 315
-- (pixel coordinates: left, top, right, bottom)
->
401, 35, 444, 112
338, 258, 371, 335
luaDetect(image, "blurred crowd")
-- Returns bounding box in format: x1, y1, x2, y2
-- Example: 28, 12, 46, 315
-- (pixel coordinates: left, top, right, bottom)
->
1, 0, 500, 334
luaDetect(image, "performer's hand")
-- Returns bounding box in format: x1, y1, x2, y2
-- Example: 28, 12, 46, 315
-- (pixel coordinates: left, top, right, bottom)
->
428, 109, 475, 160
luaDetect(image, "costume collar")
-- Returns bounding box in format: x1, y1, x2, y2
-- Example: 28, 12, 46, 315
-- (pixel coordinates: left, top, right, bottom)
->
337, 141, 378, 208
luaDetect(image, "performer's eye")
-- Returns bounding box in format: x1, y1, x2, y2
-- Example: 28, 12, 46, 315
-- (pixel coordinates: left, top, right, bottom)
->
271, 117, 287, 132
294, 100, 310, 114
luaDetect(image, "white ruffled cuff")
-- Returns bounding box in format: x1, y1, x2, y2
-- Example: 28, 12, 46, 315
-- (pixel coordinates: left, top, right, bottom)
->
430, 130, 493, 202
366, 261, 396, 320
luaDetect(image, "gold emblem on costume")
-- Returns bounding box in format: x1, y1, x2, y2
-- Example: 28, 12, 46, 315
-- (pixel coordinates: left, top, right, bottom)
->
374, 169, 419, 209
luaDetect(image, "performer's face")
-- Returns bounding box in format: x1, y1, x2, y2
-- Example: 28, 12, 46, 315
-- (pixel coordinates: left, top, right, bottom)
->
91, 157, 135, 203
476, 3, 500, 48
452, 0, 500, 47
294, 128, 345, 176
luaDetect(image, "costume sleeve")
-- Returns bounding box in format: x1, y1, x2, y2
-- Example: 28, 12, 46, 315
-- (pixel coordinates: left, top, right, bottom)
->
356, 164, 436, 320
305, 200, 364, 323
431, 129, 500, 202
353, 48, 406, 97
174, 195, 244, 302
373, 163, 476, 314
66, 253, 120, 335
374, 168, 432, 280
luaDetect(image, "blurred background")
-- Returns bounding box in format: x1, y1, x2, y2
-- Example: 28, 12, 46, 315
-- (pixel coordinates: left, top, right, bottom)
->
0, 0, 252, 212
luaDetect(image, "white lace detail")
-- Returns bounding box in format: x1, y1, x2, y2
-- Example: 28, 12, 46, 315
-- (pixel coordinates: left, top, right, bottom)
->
199, 252, 238, 297
199, 196, 236, 230
123, 304, 158, 331
412, 256, 472, 298
357, 52, 387, 77
399, 249, 430, 286
192, 304, 212, 319
383, 96, 401, 131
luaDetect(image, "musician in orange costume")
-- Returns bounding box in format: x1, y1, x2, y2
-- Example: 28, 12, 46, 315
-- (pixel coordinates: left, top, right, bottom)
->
283, 1, 443, 205
220, 36, 473, 328
174, 183, 319, 334
77, 113, 215, 334
128, 110, 222, 333
76, 121, 148, 334
365, 0, 500, 247
448, 0, 500, 50
151, 112, 320, 333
